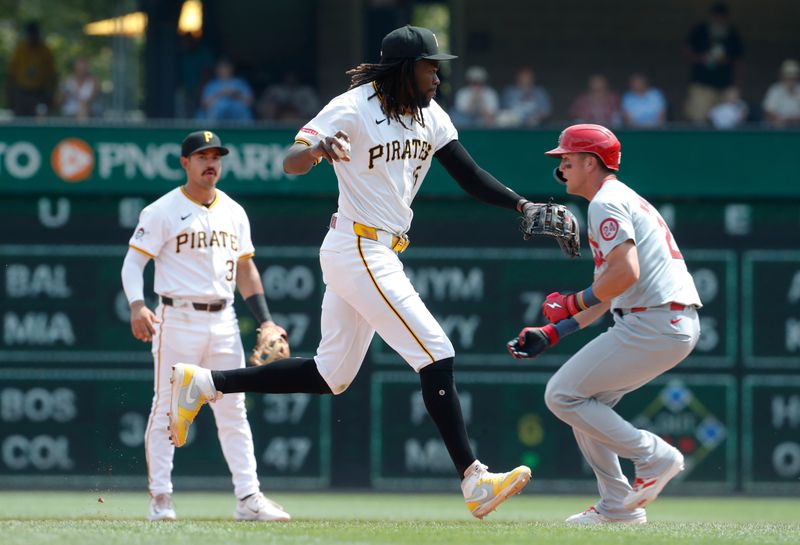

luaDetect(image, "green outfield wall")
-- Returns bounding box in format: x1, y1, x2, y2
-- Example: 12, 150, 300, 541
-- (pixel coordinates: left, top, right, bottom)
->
1, 126, 799, 493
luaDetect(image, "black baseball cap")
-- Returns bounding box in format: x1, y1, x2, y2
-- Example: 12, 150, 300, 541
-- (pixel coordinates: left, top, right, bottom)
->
181, 130, 230, 157
380, 25, 457, 62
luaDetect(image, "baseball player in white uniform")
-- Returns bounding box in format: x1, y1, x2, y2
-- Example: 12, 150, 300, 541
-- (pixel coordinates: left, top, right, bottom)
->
507, 124, 702, 524
121, 130, 290, 522
167, 26, 554, 519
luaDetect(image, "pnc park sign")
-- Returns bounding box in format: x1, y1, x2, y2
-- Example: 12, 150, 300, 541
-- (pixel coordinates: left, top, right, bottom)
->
0, 126, 306, 195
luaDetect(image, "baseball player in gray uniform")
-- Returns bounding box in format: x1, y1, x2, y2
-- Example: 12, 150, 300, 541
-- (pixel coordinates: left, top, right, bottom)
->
164, 25, 576, 519
121, 131, 290, 522
507, 124, 702, 524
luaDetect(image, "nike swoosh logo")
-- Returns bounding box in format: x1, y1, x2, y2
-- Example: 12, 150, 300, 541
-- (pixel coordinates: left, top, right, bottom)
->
545, 302, 562, 309
181, 213, 192, 221
375, 118, 387, 125
184, 377, 198, 404
670, 318, 683, 325
466, 487, 490, 502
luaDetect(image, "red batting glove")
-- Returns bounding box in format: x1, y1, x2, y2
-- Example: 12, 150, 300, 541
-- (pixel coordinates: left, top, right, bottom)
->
542, 291, 580, 323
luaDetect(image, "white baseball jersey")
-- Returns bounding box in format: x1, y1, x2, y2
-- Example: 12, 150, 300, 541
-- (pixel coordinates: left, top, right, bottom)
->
295, 83, 458, 235
587, 178, 702, 310
128, 186, 255, 302
130, 185, 261, 499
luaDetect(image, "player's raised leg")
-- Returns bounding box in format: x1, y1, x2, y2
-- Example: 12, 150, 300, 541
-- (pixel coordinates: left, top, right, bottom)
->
333, 239, 532, 518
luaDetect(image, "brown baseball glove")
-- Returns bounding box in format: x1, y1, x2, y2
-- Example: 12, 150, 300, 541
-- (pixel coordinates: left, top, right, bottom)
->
249, 323, 290, 366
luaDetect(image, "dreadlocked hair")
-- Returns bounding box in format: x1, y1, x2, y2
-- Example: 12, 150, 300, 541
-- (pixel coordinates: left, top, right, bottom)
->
346, 59, 426, 129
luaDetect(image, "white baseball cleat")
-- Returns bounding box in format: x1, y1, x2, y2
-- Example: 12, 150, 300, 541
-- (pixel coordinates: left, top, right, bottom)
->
461, 460, 532, 519
168, 363, 221, 448
148, 493, 177, 521
235, 492, 291, 522
623, 449, 685, 510
565, 505, 646, 525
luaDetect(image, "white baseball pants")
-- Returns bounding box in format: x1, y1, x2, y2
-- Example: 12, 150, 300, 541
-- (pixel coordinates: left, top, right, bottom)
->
145, 303, 260, 498
314, 227, 455, 394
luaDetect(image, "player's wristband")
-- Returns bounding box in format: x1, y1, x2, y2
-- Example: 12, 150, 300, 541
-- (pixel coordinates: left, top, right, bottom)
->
553, 317, 580, 340
574, 286, 602, 311
245, 293, 272, 324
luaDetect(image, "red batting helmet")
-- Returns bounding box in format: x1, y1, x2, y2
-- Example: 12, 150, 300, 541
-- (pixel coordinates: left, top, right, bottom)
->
545, 124, 621, 170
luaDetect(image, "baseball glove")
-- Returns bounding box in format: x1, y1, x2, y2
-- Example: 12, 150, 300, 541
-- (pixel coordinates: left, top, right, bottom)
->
249, 323, 290, 366
520, 201, 581, 258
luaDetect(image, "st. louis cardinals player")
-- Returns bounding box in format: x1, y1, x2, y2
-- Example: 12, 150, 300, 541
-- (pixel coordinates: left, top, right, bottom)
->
167, 25, 554, 519
121, 130, 290, 522
507, 124, 702, 524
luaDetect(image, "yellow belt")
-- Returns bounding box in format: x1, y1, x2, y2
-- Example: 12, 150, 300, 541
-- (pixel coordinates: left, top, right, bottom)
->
352, 222, 410, 253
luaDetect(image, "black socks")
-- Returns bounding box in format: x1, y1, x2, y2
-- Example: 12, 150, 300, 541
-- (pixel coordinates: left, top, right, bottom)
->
419, 357, 475, 478
212, 357, 332, 394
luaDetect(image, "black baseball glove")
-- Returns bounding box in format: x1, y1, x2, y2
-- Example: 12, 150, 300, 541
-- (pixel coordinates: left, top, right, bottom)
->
519, 201, 581, 258
507, 326, 553, 359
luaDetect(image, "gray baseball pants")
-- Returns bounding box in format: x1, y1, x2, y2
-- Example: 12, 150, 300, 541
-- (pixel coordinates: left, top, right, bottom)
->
545, 306, 700, 519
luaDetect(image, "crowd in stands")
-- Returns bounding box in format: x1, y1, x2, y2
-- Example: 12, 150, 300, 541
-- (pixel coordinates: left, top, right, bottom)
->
4, 3, 799, 130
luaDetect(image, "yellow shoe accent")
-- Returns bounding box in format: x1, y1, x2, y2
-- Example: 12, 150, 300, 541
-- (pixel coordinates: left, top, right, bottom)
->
168, 363, 210, 447
462, 462, 532, 519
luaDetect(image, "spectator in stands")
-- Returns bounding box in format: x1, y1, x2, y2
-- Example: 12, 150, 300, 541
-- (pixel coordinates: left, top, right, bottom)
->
621, 73, 667, 128
762, 59, 800, 129
569, 74, 621, 127
197, 58, 254, 122
683, 2, 744, 124
56, 57, 101, 119
6, 21, 57, 117
708, 87, 748, 129
499, 66, 551, 127
452, 66, 499, 128
177, 33, 215, 119
256, 72, 320, 123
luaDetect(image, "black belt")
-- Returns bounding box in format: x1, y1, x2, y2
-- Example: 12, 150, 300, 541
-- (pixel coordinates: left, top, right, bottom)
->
161, 296, 226, 312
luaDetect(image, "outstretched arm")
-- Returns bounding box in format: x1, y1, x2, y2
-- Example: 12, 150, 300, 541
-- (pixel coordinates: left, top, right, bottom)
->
434, 139, 528, 212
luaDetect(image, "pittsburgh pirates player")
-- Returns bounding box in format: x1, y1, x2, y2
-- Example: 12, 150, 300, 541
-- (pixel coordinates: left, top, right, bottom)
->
168, 26, 542, 519
508, 124, 702, 524
121, 130, 290, 522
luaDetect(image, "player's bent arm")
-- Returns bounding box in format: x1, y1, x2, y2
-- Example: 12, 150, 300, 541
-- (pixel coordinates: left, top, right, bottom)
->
283, 142, 325, 175
121, 248, 159, 342
284, 131, 350, 175
542, 241, 637, 323
574, 300, 612, 328
236, 257, 275, 326
592, 240, 640, 301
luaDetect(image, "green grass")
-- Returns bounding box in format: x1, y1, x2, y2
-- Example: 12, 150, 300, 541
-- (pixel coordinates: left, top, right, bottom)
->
1, 491, 798, 545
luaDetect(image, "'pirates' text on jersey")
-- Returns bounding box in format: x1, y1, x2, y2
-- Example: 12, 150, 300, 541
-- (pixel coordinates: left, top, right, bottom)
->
128, 186, 255, 302
587, 179, 702, 310
295, 83, 457, 235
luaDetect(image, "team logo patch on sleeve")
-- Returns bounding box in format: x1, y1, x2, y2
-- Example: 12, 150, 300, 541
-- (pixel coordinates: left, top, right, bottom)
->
599, 218, 619, 241
300, 127, 318, 136
134, 227, 147, 239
